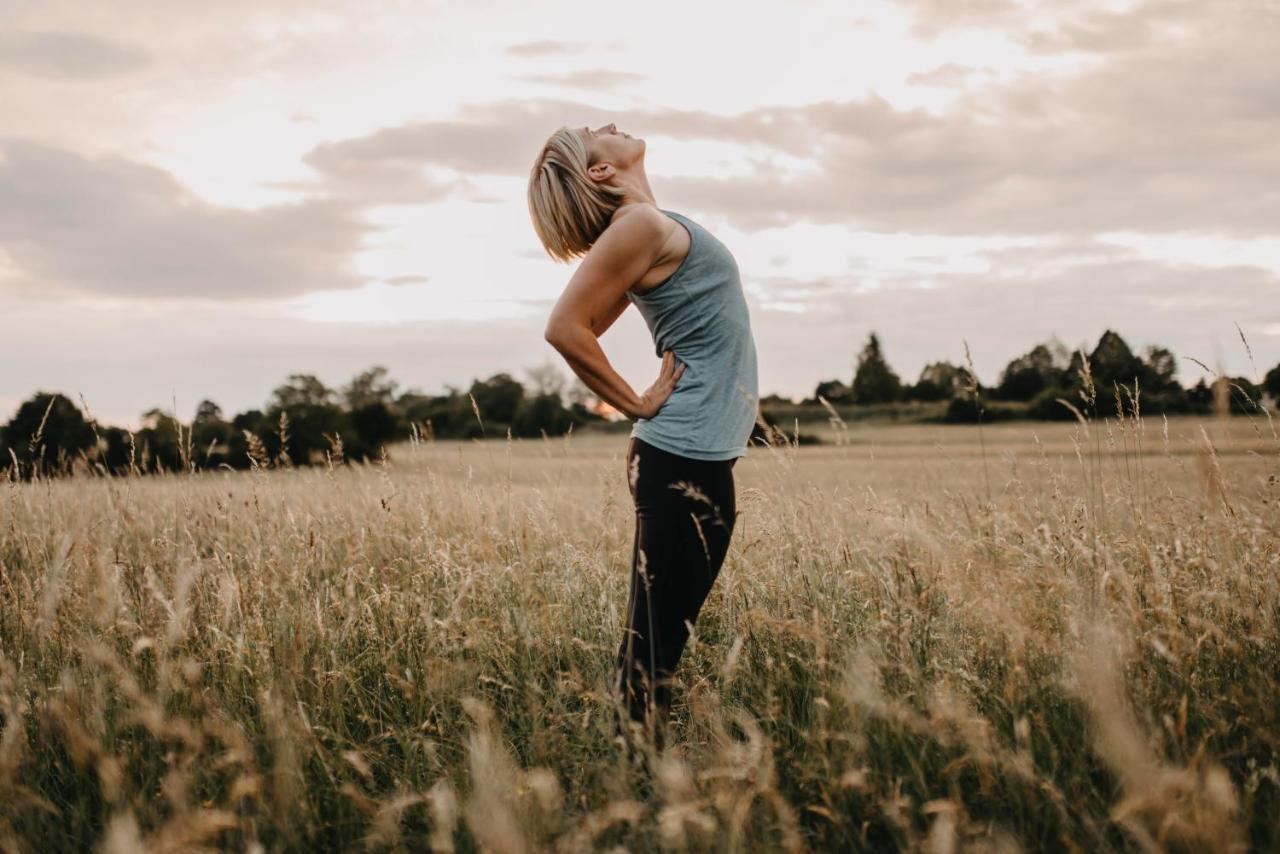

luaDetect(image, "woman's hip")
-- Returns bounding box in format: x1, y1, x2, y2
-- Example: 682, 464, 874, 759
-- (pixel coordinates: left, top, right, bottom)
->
627, 436, 736, 524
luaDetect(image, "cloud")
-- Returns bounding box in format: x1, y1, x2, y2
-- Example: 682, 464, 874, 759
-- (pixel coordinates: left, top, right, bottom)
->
1021, 3, 1184, 55
517, 69, 646, 90
891, 0, 1025, 38
503, 40, 587, 57
277, 140, 464, 205
894, 0, 1227, 57
295, 0, 1276, 239
905, 63, 994, 88
294, 98, 627, 195
292, 96, 884, 194
655, 11, 1279, 238
0, 30, 150, 79
0, 138, 377, 299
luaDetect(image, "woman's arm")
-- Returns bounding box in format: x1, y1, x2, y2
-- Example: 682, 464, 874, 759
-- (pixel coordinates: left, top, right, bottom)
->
591, 291, 631, 337
544, 207, 684, 419
547, 329, 684, 421
546, 325, 647, 418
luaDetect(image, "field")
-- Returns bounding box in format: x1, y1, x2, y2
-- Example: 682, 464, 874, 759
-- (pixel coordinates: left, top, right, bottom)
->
1, 412, 1277, 852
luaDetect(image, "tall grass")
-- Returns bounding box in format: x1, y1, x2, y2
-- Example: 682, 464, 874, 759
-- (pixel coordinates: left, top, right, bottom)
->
0, 402, 1277, 851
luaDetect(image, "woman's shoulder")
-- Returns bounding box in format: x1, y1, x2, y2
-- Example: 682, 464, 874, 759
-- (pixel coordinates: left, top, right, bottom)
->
588, 204, 670, 261
607, 202, 667, 230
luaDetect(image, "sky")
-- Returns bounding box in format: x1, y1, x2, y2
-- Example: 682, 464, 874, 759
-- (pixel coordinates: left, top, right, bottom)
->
2, 0, 1276, 429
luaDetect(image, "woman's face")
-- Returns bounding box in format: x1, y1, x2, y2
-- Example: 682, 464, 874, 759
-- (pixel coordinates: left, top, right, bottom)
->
579, 123, 644, 170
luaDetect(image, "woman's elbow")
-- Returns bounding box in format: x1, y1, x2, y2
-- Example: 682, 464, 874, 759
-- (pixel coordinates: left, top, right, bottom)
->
543, 321, 581, 351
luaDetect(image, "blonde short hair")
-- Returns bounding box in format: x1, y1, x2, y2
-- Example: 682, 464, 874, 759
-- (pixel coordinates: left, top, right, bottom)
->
527, 126, 627, 263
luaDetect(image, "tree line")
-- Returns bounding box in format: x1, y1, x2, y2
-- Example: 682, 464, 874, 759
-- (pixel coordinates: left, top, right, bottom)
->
3, 328, 1276, 479
806, 329, 1277, 423
0, 365, 602, 480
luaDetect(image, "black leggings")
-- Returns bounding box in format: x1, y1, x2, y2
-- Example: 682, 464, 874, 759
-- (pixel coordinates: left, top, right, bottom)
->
613, 436, 739, 733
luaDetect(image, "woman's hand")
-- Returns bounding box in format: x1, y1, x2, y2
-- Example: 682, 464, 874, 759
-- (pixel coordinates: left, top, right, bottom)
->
633, 349, 687, 419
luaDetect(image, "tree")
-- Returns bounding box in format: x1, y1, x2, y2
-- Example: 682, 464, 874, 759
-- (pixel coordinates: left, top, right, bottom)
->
191, 399, 236, 469
996, 343, 1069, 400
193, 399, 224, 425
232, 409, 267, 435
1073, 332, 1193, 416
343, 365, 398, 410
910, 361, 966, 401
1264, 363, 1280, 404
266, 374, 350, 464
812, 379, 852, 404
136, 407, 186, 472
557, 377, 609, 423
1139, 345, 1180, 394
395, 387, 478, 438
1223, 376, 1264, 414
851, 332, 902, 404
272, 374, 336, 410
524, 359, 568, 402
512, 393, 575, 437
97, 426, 136, 474
468, 373, 525, 425
339, 367, 405, 454
348, 402, 399, 455
1089, 329, 1144, 388
1, 392, 95, 476
1186, 378, 1214, 413
563, 377, 593, 410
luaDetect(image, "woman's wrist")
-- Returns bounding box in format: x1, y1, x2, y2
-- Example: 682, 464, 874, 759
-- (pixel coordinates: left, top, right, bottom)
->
618, 393, 645, 420
546, 331, 647, 420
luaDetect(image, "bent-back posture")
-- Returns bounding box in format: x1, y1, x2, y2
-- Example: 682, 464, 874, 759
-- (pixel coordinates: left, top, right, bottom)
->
527, 122, 760, 756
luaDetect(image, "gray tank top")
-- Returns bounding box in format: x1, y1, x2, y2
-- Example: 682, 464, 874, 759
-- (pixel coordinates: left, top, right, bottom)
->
627, 209, 759, 460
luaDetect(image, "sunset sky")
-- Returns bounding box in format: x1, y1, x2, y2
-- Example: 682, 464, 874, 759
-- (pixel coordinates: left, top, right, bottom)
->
2, 0, 1276, 428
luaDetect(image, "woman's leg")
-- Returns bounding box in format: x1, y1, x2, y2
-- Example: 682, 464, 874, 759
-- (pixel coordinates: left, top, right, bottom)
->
614, 437, 738, 745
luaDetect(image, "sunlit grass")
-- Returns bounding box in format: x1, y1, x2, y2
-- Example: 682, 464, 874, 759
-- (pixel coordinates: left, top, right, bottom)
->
1, 413, 1276, 851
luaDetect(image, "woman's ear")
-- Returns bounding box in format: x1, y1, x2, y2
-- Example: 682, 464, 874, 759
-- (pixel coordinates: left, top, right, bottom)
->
588, 161, 614, 183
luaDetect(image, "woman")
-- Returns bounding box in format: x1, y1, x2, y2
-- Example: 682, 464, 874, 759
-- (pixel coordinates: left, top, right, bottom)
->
527, 122, 760, 754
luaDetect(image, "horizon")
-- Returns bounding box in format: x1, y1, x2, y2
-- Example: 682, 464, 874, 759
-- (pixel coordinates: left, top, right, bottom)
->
3, 0, 1276, 431
5, 323, 1260, 434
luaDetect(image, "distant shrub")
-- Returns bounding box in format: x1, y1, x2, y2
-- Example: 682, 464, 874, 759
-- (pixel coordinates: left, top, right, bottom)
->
1026, 386, 1083, 421
941, 397, 1023, 423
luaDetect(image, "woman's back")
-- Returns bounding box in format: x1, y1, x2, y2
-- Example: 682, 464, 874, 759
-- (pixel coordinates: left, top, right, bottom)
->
626, 209, 758, 461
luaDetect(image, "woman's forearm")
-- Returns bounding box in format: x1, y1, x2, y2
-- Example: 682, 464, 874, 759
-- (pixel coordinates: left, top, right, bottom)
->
546, 324, 645, 419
